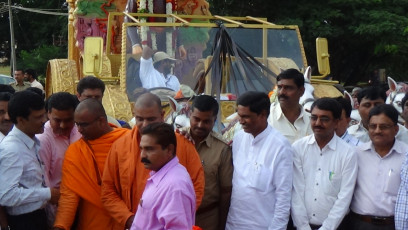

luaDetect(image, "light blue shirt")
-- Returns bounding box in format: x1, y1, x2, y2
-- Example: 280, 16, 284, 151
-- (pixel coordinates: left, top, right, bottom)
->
0, 126, 50, 215
395, 152, 408, 230
340, 130, 361, 147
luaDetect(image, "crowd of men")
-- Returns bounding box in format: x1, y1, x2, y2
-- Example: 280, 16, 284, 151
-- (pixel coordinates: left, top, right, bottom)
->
0, 67, 408, 230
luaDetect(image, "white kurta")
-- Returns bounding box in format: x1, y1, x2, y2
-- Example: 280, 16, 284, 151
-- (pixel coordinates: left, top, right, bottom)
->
226, 125, 293, 230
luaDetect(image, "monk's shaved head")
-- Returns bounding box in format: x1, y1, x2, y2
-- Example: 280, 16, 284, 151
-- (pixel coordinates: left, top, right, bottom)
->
133, 93, 164, 132
134, 93, 162, 112
76, 98, 107, 119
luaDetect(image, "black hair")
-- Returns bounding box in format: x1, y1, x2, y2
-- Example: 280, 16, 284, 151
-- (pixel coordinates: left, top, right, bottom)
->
24, 69, 37, 80
0, 84, 15, 94
0, 92, 12, 102
276, 68, 305, 88
26, 87, 45, 100
311, 97, 342, 119
357, 86, 386, 104
369, 104, 399, 125
402, 92, 408, 110
335, 97, 352, 118
237, 91, 270, 116
76, 76, 105, 95
8, 90, 44, 124
141, 122, 177, 155
191, 95, 218, 116
47, 92, 79, 112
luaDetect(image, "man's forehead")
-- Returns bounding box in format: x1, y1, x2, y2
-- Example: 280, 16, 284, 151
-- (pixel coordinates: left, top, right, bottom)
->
361, 97, 384, 103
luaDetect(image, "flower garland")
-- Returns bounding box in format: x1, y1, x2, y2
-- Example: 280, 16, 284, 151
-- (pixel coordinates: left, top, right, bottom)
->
139, 0, 148, 48
166, 1, 174, 57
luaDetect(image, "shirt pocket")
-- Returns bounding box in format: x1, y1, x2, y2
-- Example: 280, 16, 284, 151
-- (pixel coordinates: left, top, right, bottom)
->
248, 163, 272, 192
384, 169, 400, 196
324, 172, 342, 196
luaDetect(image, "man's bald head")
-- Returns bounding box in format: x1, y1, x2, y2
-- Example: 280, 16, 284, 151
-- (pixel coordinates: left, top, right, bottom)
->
76, 98, 107, 119
134, 93, 162, 112
75, 99, 112, 140
133, 93, 164, 132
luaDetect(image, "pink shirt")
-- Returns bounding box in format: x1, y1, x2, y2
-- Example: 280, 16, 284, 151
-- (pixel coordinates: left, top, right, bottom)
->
131, 156, 196, 230
37, 121, 81, 188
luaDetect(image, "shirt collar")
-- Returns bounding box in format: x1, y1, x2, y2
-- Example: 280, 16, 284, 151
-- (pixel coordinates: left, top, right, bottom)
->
148, 156, 179, 187
187, 127, 213, 148
307, 133, 338, 151
273, 102, 308, 122
11, 126, 39, 149
360, 140, 406, 157
252, 125, 272, 144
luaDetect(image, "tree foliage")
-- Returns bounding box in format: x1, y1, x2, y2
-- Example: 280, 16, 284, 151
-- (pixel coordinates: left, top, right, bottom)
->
208, 0, 408, 84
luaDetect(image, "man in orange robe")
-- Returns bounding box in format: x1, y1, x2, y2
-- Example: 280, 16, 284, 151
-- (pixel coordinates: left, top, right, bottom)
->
101, 93, 205, 230
53, 99, 130, 230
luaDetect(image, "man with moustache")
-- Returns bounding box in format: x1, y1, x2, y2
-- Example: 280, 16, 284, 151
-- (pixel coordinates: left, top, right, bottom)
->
36, 92, 81, 227
268, 69, 312, 144
139, 46, 180, 91
10, 69, 30, 92
188, 95, 233, 230
0, 91, 60, 230
291, 98, 357, 230
226, 91, 293, 230
350, 104, 407, 230
129, 123, 196, 230
101, 93, 204, 230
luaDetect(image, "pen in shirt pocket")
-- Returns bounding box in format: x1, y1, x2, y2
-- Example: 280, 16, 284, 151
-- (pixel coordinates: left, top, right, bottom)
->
389, 169, 394, 176
329, 171, 335, 181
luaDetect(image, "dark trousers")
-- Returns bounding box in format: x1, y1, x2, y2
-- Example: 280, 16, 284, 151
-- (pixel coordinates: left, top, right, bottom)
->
7, 209, 47, 230
348, 213, 395, 230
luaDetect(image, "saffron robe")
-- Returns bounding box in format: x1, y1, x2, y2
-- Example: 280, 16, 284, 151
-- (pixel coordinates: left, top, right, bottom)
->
54, 128, 130, 230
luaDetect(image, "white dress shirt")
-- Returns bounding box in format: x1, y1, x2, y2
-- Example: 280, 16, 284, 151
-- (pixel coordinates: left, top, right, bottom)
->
226, 125, 293, 230
340, 130, 361, 146
0, 131, 5, 143
139, 57, 180, 91
30, 79, 44, 91
0, 126, 50, 215
291, 134, 357, 230
267, 102, 312, 144
348, 122, 408, 143
351, 140, 408, 216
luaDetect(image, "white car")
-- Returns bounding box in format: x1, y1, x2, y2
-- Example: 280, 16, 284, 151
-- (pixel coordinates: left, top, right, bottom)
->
0, 74, 16, 85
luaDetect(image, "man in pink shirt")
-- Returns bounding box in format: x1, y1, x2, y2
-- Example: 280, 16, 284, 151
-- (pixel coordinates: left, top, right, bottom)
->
36, 92, 81, 227
130, 122, 195, 230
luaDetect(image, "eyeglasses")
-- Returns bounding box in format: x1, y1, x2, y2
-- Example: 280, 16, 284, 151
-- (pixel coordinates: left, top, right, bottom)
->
310, 116, 331, 123
368, 123, 396, 131
75, 117, 100, 128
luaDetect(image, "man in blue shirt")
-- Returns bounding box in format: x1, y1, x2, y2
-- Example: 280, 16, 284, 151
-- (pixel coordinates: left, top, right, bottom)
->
0, 90, 60, 230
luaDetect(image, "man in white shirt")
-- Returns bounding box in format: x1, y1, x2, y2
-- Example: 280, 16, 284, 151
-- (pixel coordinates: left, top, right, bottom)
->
24, 69, 44, 91
350, 104, 407, 230
0, 91, 60, 230
0, 92, 13, 143
335, 97, 360, 146
268, 69, 312, 144
292, 98, 358, 230
226, 91, 293, 230
348, 86, 408, 143
139, 46, 180, 91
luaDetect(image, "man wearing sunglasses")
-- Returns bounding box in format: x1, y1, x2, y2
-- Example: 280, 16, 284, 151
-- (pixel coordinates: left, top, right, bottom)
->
350, 104, 407, 230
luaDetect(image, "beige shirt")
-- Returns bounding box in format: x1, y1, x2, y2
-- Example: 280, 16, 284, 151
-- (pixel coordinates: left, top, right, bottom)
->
193, 130, 233, 230
267, 102, 312, 144
351, 140, 408, 216
11, 82, 30, 92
